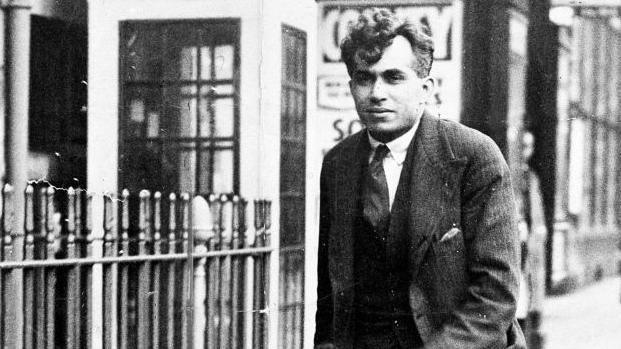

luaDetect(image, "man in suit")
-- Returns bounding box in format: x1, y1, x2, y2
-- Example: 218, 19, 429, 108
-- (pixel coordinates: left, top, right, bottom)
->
314, 9, 525, 349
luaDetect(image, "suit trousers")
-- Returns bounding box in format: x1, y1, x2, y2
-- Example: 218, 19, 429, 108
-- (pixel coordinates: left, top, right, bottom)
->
354, 315, 423, 349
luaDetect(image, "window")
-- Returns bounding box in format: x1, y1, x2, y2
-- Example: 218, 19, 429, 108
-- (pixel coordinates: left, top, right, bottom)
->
29, 16, 87, 187
279, 25, 306, 349
119, 20, 240, 195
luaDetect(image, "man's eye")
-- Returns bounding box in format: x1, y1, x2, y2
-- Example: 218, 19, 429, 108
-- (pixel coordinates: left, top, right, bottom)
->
384, 73, 405, 82
353, 72, 373, 84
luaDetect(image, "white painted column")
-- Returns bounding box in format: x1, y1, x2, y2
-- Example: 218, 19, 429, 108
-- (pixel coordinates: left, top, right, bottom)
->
2, 0, 32, 347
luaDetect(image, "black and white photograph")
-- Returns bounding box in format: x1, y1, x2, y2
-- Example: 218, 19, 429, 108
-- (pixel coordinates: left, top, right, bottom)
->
0, 0, 619, 348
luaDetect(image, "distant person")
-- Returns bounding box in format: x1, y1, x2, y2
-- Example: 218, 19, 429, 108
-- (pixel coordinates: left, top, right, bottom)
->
314, 9, 525, 349
516, 131, 546, 347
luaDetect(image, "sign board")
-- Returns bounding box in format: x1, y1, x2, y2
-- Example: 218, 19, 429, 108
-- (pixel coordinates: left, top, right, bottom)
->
317, 1, 463, 154
317, 75, 354, 110
320, 4, 455, 62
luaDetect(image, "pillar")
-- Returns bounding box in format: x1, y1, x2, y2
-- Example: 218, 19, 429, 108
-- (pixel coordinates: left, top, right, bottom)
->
2, 0, 32, 347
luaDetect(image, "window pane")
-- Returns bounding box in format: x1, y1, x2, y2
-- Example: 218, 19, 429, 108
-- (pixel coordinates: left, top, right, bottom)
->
146, 111, 160, 138
128, 98, 145, 137
164, 25, 198, 81
213, 149, 233, 193
214, 45, 234, 80
178, 46, 198, 80
178, 147, 197, 194
198, 149, 211, 194
159, 142, 196, 194
123, 28, 162, 81
199, 87, 212, 138
214, 98, 235, 137
163, 85, 198, 138
200, 46, 212, 80
124, 87, 161, 139
121, 140, 163, 192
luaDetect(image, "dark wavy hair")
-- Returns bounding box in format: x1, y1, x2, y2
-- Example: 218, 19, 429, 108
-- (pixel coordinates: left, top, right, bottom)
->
340, 8, 434, 78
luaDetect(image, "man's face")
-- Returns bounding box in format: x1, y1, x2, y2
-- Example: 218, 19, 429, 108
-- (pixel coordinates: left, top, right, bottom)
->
349, 35, 434, 143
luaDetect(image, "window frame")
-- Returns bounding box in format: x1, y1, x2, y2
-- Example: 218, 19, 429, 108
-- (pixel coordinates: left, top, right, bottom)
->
118, 18, 241, 196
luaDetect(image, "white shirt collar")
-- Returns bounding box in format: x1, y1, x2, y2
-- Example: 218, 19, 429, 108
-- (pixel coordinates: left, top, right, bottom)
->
367, 118, 420, 165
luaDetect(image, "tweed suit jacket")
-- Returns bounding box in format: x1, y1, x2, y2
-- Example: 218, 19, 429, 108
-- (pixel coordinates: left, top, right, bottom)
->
315, 112, 526, 349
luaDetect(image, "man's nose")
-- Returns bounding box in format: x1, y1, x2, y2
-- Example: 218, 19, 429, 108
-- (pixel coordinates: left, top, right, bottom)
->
369, 79, 387, 103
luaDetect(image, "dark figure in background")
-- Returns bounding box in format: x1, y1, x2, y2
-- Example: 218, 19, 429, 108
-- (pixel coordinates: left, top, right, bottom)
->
314, 9, 525, 349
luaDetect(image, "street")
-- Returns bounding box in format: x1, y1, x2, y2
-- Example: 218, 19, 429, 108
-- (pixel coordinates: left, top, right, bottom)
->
542, 277, 621, 349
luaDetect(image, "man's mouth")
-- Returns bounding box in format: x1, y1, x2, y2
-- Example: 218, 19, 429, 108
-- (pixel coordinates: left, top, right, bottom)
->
365, 108, 392, 113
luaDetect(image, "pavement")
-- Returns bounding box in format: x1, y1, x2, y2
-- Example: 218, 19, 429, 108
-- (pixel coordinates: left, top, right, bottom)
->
541, 277, 621, 349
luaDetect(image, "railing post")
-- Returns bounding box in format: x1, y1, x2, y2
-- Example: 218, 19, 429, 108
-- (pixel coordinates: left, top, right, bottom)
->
137, 190, 151, 349
103, 192, 118, 349
263, 200, 273, 349
206, 194, 220, 349
2, 0, 33, 343
45, 186, 56, 349
180, 193, 191, 349
23, 185, 34, 349
66, 188, 78, 349
119, 189, 130, 349
253, 200, 265, 348
85, 192, 97, 349
152, 192, 163, 349
165, 193, 177, 349
230, 195, 243, 349
219, 194, 233, 349
1, 184, 17, 348
191, 195, 211, 349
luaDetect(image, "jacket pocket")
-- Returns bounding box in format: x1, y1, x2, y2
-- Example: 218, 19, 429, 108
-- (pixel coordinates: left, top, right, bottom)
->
426, 230, 468, 307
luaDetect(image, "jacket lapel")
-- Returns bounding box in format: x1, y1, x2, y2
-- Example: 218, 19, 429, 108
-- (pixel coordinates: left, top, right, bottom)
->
405, 112, 468, 273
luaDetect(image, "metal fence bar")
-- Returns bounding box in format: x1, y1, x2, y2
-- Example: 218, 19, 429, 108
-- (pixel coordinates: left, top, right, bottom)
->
202, 194, 215, 349
180, 193, 191, 349
0, 185, 12, 349
2, 184, 20, 349
0, 188, 4, 347
219, 195, 233, 349
119, 190, 130, 349
35, 187, 47, 349
192, 195, 208, 349
44, 187, 56, 349
152, 192, 162, 349
23, 185, 35, 349
230, 196, 242, 349
84, 193, 94, 349
0, 247, 274, 269
66, 188, 77, 349
166, 193, 177, 349
137, 190, 152, 349
253, 200, 265, 349
239, 199, 253, 349
262, 201, 272, 349
103, 193, 118, 349
74, 189, 84, 349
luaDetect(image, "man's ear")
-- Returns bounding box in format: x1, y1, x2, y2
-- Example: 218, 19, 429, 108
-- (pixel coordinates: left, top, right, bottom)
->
422, 76, 436, 97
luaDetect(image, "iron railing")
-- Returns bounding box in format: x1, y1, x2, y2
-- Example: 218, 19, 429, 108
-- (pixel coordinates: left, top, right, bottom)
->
0, 183, 272, 349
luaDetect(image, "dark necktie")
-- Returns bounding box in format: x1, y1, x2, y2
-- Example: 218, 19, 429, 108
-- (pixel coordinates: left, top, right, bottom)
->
363, 144, 390, 230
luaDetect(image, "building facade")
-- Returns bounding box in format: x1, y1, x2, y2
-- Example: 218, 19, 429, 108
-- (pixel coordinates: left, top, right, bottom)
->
552, 4, 621, 290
